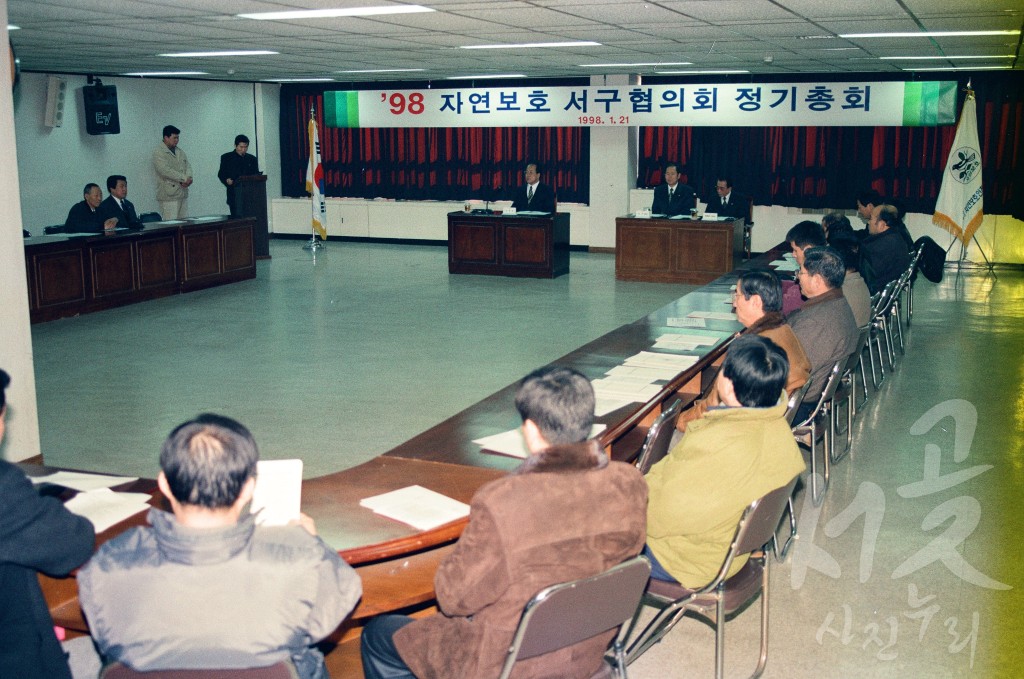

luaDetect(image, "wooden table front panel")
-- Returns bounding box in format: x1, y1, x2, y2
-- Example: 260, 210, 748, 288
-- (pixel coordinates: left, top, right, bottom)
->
450, 222, 498, 263
504, 224, 548, 266
181, 230, 222, 281
222, 224, 255, 273
136, 234, 178, 290
616, 217, 742, 284
31, 247, 87, 309
89, 241, 136, 299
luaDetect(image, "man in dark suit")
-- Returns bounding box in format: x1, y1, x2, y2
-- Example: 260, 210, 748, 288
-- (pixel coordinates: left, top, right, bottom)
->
510, 162, 556, 213
0, 368, 96, 679
650, 162, 695, 216
218, 134, 260, 217
97, 175, 144, 230
65, 182, 119, 233
705, 176, 748, 219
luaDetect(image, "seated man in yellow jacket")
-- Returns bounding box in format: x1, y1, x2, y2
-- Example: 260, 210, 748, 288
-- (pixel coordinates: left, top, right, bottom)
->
645, 335, 805, 587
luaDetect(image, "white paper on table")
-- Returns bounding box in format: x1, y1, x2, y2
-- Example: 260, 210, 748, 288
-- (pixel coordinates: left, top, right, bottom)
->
30, 470, 138, 492
251, 459, 303, 526
652, 338, 701, 351
515, 210, 550, 216
667, 316, 706, 328
595, 397, 635, 417
63, 489, 152, 533
359, 485, 470, 531
770, 260, 800, 271
687, 310, 738, 321
592, 379, 662, 402
656, 333, 723, 346
474, 424, 606, 458
605, 365, 682, 381
623, 351, 699, 371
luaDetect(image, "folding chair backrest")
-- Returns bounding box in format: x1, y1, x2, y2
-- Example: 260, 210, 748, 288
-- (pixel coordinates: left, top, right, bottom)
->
733, 477, 800, 554
500, 555, 652, 671
797, 361, 843, 427
635, 400, 682, 474
783, 382, 811, 425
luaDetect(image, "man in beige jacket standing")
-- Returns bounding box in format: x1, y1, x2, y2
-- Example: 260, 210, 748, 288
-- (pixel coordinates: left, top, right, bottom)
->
152, 125, 193, 219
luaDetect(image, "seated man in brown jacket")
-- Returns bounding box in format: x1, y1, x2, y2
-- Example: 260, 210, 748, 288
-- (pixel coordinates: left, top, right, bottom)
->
677, 269, 810, 432
361, 366, 648, 679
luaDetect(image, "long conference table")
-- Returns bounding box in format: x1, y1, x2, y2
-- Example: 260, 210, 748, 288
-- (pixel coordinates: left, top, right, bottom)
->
23, 216, 257, 324
38, 243, 786, 673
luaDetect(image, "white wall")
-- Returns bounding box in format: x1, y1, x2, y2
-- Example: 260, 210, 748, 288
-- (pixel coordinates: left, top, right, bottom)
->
1, 3, 41, 461
14, 73, 274, 230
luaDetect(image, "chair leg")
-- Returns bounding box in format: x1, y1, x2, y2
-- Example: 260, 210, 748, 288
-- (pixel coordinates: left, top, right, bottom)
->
809, 420, 829, 506
715, 592, 726, 679
752, 557, 770, 679
625, 601, 690, 665
774, 497, 797, 561
857, 356, 869, 406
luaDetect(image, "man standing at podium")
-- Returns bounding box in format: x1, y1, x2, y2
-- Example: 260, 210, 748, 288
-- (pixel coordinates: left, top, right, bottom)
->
651, 162, 695, 216
510, 162, 556, 213
218, 134, 259, 217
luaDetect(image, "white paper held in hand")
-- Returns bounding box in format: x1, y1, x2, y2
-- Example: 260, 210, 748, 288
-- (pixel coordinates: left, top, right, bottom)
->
251, 459, 303, 526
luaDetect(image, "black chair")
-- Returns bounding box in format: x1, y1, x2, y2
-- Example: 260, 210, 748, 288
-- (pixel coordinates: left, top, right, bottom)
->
101, 660, 298, 678
43, 224, 68, 234
497, 555, 652, 679
625, 477, 799, 679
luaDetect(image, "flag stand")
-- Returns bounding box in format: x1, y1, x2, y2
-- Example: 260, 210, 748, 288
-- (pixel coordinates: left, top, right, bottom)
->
304, 105, 327, 253
946, 234, 996, 278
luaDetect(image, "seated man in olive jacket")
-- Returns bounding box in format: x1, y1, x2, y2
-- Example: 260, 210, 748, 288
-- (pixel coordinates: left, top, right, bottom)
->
361, 366, 647, 679
646, 336, 805, 587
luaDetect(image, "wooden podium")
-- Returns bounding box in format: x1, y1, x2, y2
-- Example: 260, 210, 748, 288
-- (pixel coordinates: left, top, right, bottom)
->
232, 175, 270, 258
447, 211, 570, 278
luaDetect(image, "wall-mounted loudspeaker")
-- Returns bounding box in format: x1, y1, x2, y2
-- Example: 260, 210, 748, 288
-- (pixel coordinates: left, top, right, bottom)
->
83, 84, 120, 135
43, 75, 66, 128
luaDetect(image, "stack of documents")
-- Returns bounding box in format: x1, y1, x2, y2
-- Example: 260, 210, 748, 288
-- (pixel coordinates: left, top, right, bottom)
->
474, 424, 607, 459
360, 485, 470, 531
64, 488, 152, 533
31, 471, 149, 533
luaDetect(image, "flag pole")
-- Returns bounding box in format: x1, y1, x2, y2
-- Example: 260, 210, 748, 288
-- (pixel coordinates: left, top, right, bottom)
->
303, 104, 326, 252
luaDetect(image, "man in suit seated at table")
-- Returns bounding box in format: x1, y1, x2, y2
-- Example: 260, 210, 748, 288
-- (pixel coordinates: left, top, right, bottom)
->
676, 270, 810, 432
360, 366, 647, 679
0, 368, 96, 679
861, 204, 912, 294
96, 175, 143, 230
650, 161, 696, 216
78, 414, 361, 679
645, 335, 804, 587
64, 182, 119, 233
787, 246, 860, 423
705, 176, 748, 219
510, 162, 556, 213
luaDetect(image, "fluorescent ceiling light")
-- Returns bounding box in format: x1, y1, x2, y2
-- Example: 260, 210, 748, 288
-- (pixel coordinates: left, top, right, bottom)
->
123, 71, 209, 76
445, 74, 527, 80
263, 77, 336, 82
901, 65, 1012, 71
7, 24, 19, 30
841, 30, 1019, 38
880, 55, 1015, 60
655, 69, 750, 75
239, 6, 434, 20
160, 50, 278, 57
336, 68, 426, 73
461, 41, 601, 49
580, 62, 693, 67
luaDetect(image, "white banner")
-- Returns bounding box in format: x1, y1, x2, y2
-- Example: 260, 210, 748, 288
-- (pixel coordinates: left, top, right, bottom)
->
932, 95, 983, 244
325, 81, 956, 129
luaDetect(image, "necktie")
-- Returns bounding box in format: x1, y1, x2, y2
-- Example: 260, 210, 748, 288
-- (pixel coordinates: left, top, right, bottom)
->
668, 187, 674, 201
723, 196, 727, 206
527, 185, 534, 203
